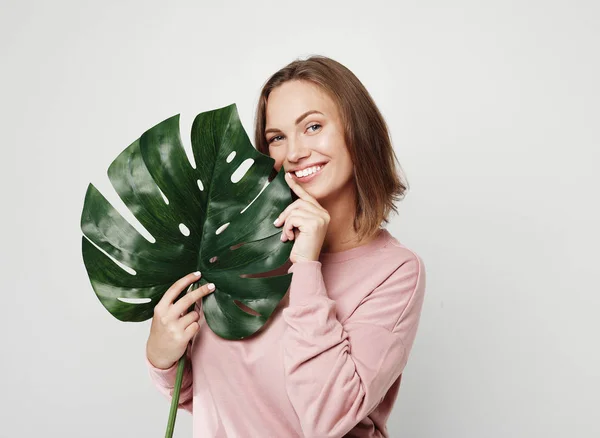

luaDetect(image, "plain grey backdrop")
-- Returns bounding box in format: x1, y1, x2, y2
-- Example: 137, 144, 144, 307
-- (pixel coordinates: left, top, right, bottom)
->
1, 0, 598, 436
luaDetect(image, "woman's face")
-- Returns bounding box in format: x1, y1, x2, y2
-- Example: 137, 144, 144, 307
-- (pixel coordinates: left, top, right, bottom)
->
265, 80, 355, 203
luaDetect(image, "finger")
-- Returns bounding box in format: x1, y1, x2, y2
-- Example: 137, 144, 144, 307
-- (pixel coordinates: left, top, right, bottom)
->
177, 310, 200, 331
170, 282, 215, 318
281, 210, 310, 241
157, 271, 202, 311
285, 172, 320, 207
273, 199, 301, 227
183, 320, 201, 340
170, 282, 214, 317
274, 199, 321, 227
281, 211, 314, 241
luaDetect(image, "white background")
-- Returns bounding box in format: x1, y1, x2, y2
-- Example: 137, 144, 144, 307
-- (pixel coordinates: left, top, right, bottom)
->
1, 0, 598, 436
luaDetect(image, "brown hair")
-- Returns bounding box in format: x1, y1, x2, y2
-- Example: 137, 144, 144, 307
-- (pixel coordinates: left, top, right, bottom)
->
254, 55, 409, 242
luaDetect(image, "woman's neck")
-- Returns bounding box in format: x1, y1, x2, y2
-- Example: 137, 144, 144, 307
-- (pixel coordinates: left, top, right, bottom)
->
319, 184, 376, 254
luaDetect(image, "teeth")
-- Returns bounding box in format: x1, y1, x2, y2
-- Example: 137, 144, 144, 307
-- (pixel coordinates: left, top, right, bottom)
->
295, 165, 322, 178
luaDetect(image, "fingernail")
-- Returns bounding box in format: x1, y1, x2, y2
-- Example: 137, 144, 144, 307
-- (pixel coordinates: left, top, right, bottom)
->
193, 271, 201, 276
273, 217, 280, 225
207, 283, 215, 291
285, 172, 291, 178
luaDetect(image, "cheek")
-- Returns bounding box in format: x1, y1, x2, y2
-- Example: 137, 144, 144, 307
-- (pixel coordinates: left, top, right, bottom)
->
343, 150, 354, 174
268, 147, 281, 165
334, 147, 355, 184
268, 147, 284, 170
331, 139, 353, 170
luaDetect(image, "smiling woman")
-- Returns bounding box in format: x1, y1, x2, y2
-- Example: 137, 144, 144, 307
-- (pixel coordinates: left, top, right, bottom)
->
264, 80, 355, 220
145, 55, 426, 438
255, 56, 408, 247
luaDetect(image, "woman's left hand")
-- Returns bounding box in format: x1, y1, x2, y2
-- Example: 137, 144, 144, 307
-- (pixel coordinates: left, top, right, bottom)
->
273, 172, 330, 263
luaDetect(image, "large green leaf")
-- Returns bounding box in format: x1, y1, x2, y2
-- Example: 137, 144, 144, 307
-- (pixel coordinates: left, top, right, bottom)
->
81, 103, 293, 340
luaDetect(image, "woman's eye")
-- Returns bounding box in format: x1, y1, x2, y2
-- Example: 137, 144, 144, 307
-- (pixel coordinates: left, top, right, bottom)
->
268, 125, 320, 144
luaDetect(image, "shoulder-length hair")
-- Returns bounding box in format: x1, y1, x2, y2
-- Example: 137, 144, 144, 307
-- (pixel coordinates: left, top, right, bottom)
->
254, 55, 409, 242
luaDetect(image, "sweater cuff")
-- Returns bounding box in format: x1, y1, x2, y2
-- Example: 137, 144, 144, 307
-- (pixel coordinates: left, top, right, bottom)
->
145, 354, 179, 388
286, 260, 328, 307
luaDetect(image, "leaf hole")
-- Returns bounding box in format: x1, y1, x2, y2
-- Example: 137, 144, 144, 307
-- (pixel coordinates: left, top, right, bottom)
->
234, 300, 261, 316
231, 158, 254, 184
83, 235, 137, 275
215, 222, 230, 235
157, 186, 169, 205
240, 180, 270, 214
94, 179, 156, 244
209, 256, 218, 264
226, 151, 236, 163
197, 179, 204, 191
179, 223, 190, 236
230, 242, 245, 251
179, 111, 197, 169
117, 297, 151, 304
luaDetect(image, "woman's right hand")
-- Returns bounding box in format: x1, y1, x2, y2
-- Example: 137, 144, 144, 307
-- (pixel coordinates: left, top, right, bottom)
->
146, 271, 216, 370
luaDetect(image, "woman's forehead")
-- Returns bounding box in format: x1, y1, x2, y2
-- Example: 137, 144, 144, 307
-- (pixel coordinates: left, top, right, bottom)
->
265, 81, 338, 125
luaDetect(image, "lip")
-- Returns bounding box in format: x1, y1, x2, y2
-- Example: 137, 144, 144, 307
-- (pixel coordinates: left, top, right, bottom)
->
288, 161, 328, 173
289, 162, 327, 184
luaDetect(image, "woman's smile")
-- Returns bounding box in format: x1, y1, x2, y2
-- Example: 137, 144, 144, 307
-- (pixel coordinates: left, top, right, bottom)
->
289, 162, 327, 184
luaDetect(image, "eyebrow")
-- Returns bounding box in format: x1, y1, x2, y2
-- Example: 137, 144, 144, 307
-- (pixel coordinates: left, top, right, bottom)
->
264, 110, 324, 135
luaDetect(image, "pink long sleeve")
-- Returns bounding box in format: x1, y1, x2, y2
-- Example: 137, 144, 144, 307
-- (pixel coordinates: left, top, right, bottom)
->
145, 345, 194, 413
142, 229, 426, 437
281, 256, 425, 437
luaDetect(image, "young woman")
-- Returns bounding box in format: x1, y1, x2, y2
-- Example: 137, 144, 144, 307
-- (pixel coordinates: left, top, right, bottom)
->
145, 55, 426, 437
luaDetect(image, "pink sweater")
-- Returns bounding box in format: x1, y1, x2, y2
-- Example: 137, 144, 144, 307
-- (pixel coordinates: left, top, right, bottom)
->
145, 228, 426, 437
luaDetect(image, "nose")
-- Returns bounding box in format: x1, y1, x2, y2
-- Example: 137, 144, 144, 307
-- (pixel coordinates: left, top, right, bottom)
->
286, 136, 311, 164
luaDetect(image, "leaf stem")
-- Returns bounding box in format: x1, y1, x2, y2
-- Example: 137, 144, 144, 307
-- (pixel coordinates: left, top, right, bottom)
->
165, 354, 186, 438
165, 290, 196, 437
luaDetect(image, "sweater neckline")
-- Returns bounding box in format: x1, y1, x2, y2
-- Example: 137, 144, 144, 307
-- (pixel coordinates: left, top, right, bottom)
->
318, 228, 392, 263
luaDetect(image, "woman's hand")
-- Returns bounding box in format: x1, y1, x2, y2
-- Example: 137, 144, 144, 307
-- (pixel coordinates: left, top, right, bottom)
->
273, 172, 330, 264
146, 272, 215, 370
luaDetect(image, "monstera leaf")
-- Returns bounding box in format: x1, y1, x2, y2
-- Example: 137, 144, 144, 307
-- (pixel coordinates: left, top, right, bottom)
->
80, 103, 293, 340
